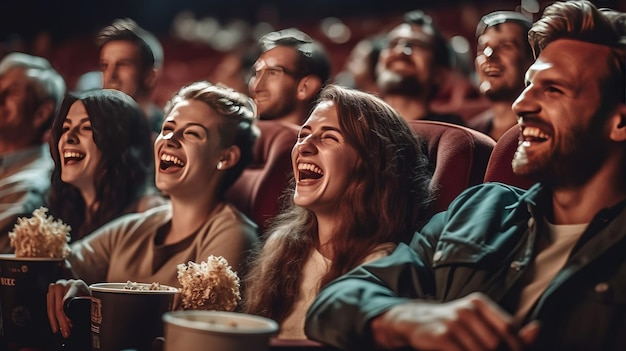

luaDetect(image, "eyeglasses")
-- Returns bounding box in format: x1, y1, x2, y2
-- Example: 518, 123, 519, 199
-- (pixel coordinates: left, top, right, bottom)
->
250, 66, 298, 83
385, 38, 433, 55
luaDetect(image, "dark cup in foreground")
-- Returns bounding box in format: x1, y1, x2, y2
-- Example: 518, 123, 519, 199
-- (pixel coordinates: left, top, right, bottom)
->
0, 254, 64, 348
86, 282, 178, 351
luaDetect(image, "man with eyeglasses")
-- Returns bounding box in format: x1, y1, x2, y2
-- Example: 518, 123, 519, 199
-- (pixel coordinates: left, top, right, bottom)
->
469, 11, 534, 141
376, 10, 465, 125
248, 28, 331, 126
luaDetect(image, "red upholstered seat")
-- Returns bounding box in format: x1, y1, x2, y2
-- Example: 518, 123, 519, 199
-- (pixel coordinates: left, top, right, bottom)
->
483, 125, 536, 189
226, 120, 498, 233
225, 120, 299, 234
408, 120, 496, 214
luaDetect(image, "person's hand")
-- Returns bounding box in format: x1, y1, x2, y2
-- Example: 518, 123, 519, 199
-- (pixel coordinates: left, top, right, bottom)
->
46, 279, 90, 339
371, 292, 540, 351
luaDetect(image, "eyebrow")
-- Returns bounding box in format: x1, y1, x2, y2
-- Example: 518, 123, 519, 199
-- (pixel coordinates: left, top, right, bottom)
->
299, 125, 342, 133
100, 57, 136, 64
478, 37, 520, 47
164, 120, 210, 132
542, 77, 575, 91
63, 117, 90, 125
254, 64, 290, 72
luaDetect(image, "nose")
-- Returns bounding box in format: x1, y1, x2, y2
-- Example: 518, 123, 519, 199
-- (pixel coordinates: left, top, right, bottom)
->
385, 43, 407, 58
295, 135, 317, 156
391, 41, 413, 56
102, 65, 117, 84
478, 46, 498, 66
483, 45, 495, 58
161, 129, 181, 148
512, 85, 540, 117
64, 127, 79, 145
249, 70, 265, 92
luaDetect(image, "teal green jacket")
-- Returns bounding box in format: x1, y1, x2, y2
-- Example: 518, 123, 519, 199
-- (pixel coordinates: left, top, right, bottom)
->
305, 182, 626, 350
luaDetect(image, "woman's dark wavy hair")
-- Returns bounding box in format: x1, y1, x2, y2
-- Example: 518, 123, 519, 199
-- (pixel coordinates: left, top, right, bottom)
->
47, 89, 154, 240
162, 81, 259, 198
244, 84, 435, 323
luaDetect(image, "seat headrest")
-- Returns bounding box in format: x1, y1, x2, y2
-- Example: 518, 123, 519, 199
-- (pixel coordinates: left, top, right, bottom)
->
409, 120, 495, 214
225, 120, 299, 234
483, 125, 535, 189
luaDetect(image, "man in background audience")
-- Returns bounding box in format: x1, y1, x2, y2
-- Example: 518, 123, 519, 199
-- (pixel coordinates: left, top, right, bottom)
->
0, 52, 65, 252
98, 18, 164, 134
376, 10, 464, 125
248, 28, 331, 126
469, 11, 534, 140
334, 34, 384, 95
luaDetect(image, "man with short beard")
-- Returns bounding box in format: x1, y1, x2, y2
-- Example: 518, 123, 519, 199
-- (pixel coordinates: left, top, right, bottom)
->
376, 10, 464, 126
469, 11, 534, 140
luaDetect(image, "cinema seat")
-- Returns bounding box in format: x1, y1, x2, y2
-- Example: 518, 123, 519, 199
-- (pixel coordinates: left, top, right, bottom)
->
408, 120, 496, 215
483, 125, 536, 189
225, 120, 299, 235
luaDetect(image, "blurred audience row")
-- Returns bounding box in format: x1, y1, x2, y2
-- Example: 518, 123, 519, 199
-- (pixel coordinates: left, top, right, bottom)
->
2, 2, 612, 348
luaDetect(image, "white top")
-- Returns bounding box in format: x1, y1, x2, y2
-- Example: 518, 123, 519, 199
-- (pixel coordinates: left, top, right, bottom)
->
278, 242, 397, 339
515, 219, 587, 322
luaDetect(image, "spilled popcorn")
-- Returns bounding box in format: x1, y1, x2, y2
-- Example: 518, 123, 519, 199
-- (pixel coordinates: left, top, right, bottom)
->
8, 207, 71, 258
176, 256, 240, 311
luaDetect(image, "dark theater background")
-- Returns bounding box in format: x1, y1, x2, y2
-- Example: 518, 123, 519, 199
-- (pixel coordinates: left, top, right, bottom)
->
1, 0, 623, 107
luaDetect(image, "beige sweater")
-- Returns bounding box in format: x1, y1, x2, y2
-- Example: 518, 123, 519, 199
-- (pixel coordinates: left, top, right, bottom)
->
68, 203, 258, 287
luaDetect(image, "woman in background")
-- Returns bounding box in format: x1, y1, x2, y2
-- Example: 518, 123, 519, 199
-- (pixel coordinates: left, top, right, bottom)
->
47, 89, 165, 241
244, 84, 434, 338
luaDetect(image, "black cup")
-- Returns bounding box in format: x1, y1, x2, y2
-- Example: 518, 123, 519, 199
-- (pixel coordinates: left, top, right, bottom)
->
0, 254, 63, 348
74, 282, 179, 351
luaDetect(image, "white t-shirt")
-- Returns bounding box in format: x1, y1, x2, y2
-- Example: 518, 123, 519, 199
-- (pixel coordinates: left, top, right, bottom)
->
515, 219, 587, 322
278, 242, 397, 339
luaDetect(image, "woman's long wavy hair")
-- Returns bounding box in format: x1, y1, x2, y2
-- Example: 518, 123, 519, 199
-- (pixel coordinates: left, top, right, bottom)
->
47, 89, 154, 240
244, 84, 434, 323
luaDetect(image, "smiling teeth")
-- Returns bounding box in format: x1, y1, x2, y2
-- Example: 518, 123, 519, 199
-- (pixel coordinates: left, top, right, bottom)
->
522, 127, 549, 139
161, 153, 185, 166
483, 65, 501, 74
64, 151, 85, 159
298, 162, 323, 175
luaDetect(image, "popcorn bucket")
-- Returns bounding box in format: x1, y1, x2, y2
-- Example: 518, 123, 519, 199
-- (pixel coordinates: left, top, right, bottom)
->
0, 254, 64, 348
71, 282, 179, 351
162, 310, 279, 351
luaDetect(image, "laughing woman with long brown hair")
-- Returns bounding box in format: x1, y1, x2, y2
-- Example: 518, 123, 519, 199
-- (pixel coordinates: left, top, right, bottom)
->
244, 84, 434, 339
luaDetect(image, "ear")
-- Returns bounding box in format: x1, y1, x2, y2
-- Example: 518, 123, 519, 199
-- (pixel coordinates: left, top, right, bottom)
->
143, 68, 158, 90
218, 145, 241, 170
609, 103, 626, 142
32, 99, 54, 130
296, 75, 322, 101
